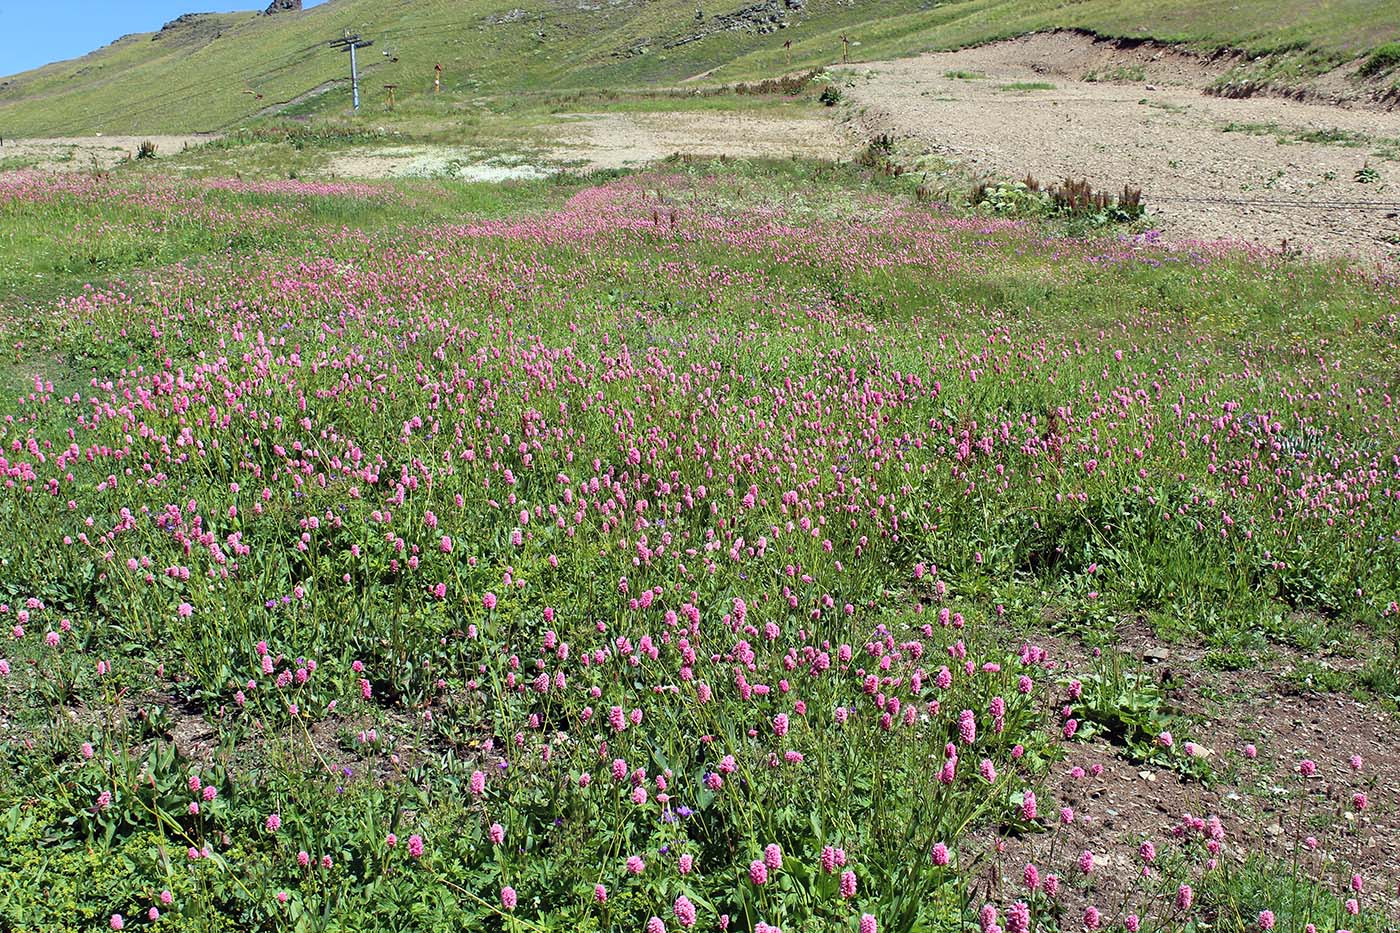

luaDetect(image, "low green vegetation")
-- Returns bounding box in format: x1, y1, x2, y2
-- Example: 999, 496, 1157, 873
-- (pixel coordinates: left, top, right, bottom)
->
1220, 120, 1400, 160
1083, 64, 1146, 82
1208, 46, 1348, 98
1358, 41, 1400, 78
1141, 98, 1190, 114
1067, 656, 1211, 779
968, 175, 1146, 228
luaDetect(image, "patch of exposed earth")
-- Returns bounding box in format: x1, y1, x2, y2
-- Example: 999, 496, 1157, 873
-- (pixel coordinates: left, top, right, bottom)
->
320, 111, 850, 179
0, 134, 219, 171
974, 623, 1400, 923
545, 110, 850, 170
325, 145, 549, 181
840, 33, 1400, 264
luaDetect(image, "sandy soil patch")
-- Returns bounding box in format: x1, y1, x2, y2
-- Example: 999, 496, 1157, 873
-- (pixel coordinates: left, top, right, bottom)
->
0, 134, 219, 172
326, 145, 548, 181
841, 35, 1400, 263
320, 111, 850, 179
546, 110, 851, 170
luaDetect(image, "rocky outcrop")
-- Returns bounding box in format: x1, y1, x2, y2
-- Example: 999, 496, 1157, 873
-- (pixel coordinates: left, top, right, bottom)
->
664, 0, 804, 49
484, 8, 530, 24
264, 0, 302, 13
614, 0, 805, 58
154, 13, 204, 35
152, 13, 224, 44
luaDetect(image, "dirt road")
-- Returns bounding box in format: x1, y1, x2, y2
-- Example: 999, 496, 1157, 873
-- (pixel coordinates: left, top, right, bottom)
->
841, 34, 1400, 264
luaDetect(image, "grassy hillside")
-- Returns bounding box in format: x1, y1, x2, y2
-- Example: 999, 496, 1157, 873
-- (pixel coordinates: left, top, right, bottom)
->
0, 0, 1397, 136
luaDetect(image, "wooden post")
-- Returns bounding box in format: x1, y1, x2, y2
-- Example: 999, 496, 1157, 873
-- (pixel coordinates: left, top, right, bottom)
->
434, 63, 442, 94
784, 39, 791, 68
841, 34, 850, 65
384, 84, 397, 109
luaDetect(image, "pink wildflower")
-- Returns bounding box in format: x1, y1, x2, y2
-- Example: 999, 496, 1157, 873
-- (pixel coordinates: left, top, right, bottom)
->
674, 896, 697, 928
839, 870, 857, 898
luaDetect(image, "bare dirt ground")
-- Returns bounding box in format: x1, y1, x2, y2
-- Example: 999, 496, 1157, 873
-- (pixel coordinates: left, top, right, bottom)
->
326, 145, 549, 181
317, 111, 849, 179
545, 110, 850, 169
0, 134, 218, 171
840, 34, 1400, 264
975, 626, 1400, 921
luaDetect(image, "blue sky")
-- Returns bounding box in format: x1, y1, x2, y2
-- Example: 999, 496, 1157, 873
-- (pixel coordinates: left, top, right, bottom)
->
0, 0, 327, 77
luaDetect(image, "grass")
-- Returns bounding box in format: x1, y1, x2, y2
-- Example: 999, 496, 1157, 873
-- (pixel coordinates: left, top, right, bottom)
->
996, 81, 1056, 91
1358, 41, 1400, 78
0, 168, 590, 315
1083, 64, 1147, 83
1, 0, 1400, 135
943, 69, 986, 80
0, 154, 43, 172
1220, 120, 1400, 160
1196, 856, 1390, 933
1208, 47, 1349, 96
1295, 127, 1368, 145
